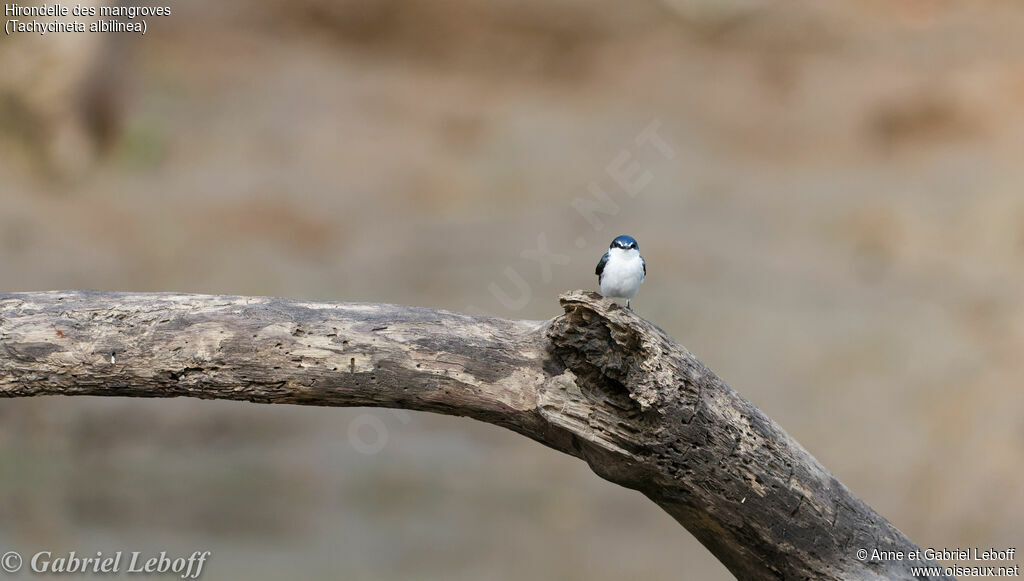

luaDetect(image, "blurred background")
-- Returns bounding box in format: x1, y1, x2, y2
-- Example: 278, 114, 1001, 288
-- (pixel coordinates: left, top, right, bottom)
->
2, 0, 1024, 578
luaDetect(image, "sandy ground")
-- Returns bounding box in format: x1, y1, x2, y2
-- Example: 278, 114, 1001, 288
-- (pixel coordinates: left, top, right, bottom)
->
2, 1, 1024, 578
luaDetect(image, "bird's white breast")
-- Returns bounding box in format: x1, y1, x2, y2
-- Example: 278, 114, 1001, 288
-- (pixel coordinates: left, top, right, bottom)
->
600, 248, 645, 299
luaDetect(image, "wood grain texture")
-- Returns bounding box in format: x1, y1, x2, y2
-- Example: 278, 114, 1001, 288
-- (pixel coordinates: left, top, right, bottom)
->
0, 290, 951, 580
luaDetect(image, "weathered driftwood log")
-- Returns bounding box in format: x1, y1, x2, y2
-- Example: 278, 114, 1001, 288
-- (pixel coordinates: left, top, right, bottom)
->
0, 290, 950, 580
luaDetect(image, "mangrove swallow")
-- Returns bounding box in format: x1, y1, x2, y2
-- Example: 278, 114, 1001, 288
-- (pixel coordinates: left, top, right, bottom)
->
595, 235, 646, 309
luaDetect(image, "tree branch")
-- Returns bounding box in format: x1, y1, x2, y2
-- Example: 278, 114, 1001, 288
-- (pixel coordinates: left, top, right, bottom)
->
0, 290, 950, 580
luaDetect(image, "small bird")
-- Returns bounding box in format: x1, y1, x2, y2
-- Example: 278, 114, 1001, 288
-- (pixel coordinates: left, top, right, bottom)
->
595, 235, 646, 309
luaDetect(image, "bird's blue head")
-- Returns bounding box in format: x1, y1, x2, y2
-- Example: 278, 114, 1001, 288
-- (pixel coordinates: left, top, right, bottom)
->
610, 235, 639, 250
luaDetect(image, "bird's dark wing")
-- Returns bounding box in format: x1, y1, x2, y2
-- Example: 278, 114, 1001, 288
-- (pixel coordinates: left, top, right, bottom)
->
641, 256, 646, 277
595, 251, 609, 281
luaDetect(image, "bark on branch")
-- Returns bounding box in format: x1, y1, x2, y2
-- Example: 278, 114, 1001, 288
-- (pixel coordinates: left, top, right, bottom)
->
0, 290, 950, 580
